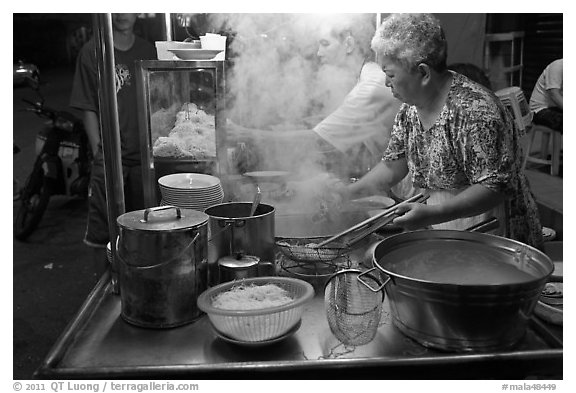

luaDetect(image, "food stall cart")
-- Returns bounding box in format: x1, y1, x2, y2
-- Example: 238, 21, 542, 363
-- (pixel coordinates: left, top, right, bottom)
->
34, 13, 563, 380
34, 267, 562, 379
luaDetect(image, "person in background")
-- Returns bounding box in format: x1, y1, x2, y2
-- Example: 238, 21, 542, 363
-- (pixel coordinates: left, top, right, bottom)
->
529, 58, 563, 133
339, 13, 543, 249
70, 13, 156, 264
227, 17, 404, 185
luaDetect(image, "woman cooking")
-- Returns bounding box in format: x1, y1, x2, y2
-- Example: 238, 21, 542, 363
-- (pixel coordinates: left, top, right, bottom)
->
341, 13, 543, 249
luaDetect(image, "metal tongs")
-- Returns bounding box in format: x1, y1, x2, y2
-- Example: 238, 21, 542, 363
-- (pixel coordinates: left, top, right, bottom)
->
314, 192, 429, 249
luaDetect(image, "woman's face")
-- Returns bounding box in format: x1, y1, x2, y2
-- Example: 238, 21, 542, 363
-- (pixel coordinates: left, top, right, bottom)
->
380, 56, 422, 105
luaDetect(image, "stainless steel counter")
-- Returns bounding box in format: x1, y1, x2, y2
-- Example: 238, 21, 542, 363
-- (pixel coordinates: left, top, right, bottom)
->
35, 270, 562, 379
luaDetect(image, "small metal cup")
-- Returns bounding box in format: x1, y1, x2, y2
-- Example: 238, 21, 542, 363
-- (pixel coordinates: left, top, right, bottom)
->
218, 255, 259, 283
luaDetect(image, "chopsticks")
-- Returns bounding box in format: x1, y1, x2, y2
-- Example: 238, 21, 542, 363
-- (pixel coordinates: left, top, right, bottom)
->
314, 192, 428, 248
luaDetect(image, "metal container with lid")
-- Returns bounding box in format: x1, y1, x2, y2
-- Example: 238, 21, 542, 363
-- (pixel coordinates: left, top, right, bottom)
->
205, 202, 275, 286
116, 206, 208, 328
218, 254, 259, 283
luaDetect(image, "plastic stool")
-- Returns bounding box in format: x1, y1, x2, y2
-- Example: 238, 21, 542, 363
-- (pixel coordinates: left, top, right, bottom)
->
524, 124, 562, 176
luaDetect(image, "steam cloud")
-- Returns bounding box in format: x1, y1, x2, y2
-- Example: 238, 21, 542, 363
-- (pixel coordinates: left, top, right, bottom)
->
208, 14, 361, 128
201, 14, 378, 208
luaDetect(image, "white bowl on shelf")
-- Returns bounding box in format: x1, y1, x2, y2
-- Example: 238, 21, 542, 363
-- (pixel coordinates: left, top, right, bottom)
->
168, 49, 222, 61
155, 41, 201, 60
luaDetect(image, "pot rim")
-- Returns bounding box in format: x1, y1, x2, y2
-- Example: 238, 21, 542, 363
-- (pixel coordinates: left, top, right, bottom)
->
372, 230, 553, 288
205, 202, 275, 219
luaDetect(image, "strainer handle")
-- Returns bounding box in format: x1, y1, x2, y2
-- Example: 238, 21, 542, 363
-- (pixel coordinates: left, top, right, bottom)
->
357, 268, 390, 292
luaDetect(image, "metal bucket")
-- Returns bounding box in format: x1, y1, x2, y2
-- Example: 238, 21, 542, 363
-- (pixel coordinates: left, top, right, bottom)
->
370, 230, 553, 352
205, 202, 275, 286
116, 206, 208, 328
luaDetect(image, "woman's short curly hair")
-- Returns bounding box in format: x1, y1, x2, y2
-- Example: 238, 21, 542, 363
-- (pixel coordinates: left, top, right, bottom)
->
371, 13, 447, 72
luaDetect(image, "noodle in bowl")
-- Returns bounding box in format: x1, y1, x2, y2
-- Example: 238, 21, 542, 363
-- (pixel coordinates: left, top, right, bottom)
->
197, 277, 314, 342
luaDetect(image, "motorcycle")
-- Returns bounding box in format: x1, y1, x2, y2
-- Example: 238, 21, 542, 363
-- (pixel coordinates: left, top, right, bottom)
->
13, 62, 91, 241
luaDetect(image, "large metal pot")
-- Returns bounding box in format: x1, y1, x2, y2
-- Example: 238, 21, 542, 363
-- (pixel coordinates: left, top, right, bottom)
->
116, 206, 208, 328
370, 230, 553, 352
205, 202, 275, 286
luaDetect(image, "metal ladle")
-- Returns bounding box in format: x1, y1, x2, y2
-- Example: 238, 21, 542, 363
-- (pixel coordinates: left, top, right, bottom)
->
249, 185, 262, 216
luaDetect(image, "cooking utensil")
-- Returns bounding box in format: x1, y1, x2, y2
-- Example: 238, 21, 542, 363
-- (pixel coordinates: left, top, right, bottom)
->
205, 202, 275, 286
116, 206, 209, 328
279, 251, 349, 293
249, 186, 262, 216
465, 216, 500, 233
275, 208, 384, 264
197, 277, 314, 342
367, 229, 553, 352
276, 238, 348, 263
324, 269, 384, 346
348, 195, 395, 209
315, 192, 428, 248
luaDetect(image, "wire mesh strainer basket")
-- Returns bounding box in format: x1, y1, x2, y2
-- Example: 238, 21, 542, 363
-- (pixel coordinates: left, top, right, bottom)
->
324, 269, 385, 346
276, 238, 349, 263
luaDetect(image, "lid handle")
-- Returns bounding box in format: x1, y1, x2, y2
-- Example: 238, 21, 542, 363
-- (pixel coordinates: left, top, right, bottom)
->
140, 205, 182, 223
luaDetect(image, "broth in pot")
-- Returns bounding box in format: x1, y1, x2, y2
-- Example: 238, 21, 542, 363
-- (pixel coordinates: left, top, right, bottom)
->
382, 239, 537, 285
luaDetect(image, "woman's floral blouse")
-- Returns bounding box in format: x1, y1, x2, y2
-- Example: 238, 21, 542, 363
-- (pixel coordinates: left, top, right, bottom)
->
383, 71, 543, 248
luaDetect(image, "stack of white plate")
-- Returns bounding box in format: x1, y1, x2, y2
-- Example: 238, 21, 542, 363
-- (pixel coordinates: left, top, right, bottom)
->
158, 173, 224, 211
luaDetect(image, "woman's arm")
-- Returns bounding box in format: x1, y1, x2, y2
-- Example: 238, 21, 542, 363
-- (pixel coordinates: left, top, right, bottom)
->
393, 183, 506, 229
345, 158, 409, 198
226, 121, 319, 144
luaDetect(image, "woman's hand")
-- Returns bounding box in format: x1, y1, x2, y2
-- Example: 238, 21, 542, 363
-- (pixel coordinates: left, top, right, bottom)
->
392, 202, 440, 230
226, 120, 262, 142
326, 178, 353, 202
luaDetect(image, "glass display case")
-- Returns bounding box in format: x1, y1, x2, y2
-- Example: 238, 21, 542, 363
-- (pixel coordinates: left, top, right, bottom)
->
135, 60, 226, 207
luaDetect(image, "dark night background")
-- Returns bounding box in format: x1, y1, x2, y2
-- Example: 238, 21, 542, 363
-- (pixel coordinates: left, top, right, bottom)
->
13, 14, 167, 71
13, 13, 562, 94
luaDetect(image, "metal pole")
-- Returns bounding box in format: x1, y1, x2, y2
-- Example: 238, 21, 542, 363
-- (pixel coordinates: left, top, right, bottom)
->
163, 13, 173, 41
92, 13, 125, 292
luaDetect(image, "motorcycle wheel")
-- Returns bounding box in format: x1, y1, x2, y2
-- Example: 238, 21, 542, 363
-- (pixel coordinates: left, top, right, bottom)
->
14, 169, 51, 241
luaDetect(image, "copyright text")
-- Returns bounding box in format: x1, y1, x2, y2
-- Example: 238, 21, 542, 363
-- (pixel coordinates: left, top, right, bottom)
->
12, 381, 200, 392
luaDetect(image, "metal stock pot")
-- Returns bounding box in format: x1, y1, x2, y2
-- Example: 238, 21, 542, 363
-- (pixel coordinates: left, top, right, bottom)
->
368, 230, 553, 352
205, 202, 275, 286
116, 206, 208, 328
